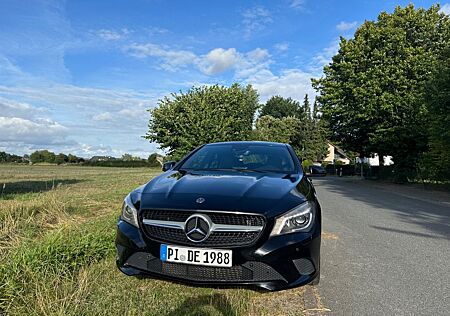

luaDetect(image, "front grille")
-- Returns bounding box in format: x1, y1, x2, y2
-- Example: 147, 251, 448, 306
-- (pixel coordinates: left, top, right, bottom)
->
125, 252, 286, 283
141, 209, 265, 248
143, 210, 265, 226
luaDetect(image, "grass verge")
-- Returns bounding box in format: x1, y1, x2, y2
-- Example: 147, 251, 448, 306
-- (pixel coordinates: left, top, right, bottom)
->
0, 165, 306, 315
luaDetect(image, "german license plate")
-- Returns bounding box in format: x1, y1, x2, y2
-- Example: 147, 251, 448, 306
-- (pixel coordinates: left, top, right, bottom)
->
160, 244, 232, 267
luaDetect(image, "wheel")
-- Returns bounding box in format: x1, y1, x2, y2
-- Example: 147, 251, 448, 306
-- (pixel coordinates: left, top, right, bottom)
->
309, 271, 320, 285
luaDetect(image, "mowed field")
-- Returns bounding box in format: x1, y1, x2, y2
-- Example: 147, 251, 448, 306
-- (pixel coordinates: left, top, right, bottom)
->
0, 165, 307, 316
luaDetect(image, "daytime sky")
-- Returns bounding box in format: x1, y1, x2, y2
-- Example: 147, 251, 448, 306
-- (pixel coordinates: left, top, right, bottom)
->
1, 0, 448, 158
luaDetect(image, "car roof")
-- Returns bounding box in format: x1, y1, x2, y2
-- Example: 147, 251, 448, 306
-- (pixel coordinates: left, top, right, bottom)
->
205, 141, 288, 147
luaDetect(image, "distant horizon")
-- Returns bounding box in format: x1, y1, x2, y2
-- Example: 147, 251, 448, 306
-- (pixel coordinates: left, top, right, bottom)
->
1, 0, 447, 158
0, 148, 164, 160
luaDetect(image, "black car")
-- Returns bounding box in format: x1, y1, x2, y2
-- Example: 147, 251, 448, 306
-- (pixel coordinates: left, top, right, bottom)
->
116, 141, 321, 291
309, 165, 327, 176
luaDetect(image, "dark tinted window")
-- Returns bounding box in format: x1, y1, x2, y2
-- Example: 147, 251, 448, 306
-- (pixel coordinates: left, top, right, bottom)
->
180, 144, 296, 173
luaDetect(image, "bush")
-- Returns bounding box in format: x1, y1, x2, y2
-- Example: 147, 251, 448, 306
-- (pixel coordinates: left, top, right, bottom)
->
302, 159, 314, 172
147, 153, 162, 167
145, 84, 259, 160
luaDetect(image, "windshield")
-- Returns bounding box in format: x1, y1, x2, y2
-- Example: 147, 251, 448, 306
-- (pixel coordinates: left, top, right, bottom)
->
180, 143, 296, 173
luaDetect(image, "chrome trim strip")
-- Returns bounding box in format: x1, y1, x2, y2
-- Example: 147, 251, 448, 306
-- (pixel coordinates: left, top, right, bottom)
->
142, 219, 185, 230
143, 219, 263, 233
211, 224, 263, 232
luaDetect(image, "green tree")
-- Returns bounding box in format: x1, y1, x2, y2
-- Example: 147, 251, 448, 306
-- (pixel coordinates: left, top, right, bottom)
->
257, 95, 328, 162
302, 94, 311, 119
145, 84, 259, 160
313, 4, 450, 181
260, 96, 305, 119
301, 97, 329, 162
147, 153, 162, 167
253, 115, 300, 143
421, 46, 450, 181
67, 154, 78, 163
121, 153, 141, 161
30, 150, 56, 164
55, 153, 68, 165
259, 95, 308, 158
0, 152, 22, 163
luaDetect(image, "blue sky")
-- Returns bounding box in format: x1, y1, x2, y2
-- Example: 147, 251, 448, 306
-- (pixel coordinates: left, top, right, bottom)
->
0, 0, 447, 158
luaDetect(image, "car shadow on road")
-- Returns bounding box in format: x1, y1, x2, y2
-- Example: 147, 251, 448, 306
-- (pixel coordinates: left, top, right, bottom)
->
314, 177, 450, 240
0, 179, 85, 198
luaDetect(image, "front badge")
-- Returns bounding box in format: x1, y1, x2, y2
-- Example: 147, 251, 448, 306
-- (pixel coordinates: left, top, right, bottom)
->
196, 197, 205, 204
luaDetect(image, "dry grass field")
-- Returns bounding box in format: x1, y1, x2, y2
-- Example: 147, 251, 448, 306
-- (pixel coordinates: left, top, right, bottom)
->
0, 165, 307, 316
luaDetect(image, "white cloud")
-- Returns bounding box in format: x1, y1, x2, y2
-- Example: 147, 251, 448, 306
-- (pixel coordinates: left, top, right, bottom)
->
144, 27, 169, 35
0, 83, 160, 157
247, 48, 270, 61
290, 0, 305, 10
440, 4, 450, 15
93, 112, 113, 121
92, 106, 148, 123
311, 38, 340, 71
118, 107, 147, 119
96, 28, 130, 41
126, 43, 198, 71
126, 43, 271, 77
0, 98, 30, 116
242, 6, 272, 38
0, 117, 68, 145
199, 48, 241, 75
336, 21, 358, 32
246, 69, 316, 102
0, 84, 155, 112
274, 42, 289, 52
73, 143, 158, 159
234, 48, 271, 79
199, 47, 270, 76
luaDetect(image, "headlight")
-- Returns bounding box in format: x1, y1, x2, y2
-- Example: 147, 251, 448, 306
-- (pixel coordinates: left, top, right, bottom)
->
270, 201, 315, 236
121, 194, 139, 227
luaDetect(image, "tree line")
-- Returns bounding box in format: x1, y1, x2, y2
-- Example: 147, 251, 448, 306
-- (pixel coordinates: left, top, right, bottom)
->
0, 152, 23, 163
145, 85, 328, 163
29, 150, 85, 164
0, 150, 163, 168
313, 4, 450, 182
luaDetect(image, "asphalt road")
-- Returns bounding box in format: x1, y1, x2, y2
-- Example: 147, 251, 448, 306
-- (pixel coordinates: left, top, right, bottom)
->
311, 177, 450, 315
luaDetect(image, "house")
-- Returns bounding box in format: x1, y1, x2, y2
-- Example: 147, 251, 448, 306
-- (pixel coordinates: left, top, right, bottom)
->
323, 143, 350, 165
356, 154, 393, 166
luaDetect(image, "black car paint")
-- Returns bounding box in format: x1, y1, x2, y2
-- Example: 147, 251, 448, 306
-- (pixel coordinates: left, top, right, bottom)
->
116, 141, 321, 291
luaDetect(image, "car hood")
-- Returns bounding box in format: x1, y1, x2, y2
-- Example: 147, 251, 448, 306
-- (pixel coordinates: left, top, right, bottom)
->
138, 170, 308, 217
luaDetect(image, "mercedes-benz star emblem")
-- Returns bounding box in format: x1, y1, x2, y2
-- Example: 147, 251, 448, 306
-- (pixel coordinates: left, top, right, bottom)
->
196, 197, 205, 204
184, 214, 211, 242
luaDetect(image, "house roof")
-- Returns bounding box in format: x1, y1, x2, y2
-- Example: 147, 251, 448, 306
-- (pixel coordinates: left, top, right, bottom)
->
328, 142, 348, 158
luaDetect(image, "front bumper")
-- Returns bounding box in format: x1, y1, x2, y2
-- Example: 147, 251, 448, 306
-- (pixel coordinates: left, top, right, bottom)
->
116, 219, 321, 291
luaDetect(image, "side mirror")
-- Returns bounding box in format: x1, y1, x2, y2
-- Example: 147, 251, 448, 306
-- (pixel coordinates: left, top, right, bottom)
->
162, 161, 177, 171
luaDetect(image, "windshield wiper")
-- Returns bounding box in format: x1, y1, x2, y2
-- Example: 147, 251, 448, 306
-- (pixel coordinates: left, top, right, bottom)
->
232, 168, 265, 173
188, 168, 238, 172
184, 168, 285, 173
184, 168, 266, 173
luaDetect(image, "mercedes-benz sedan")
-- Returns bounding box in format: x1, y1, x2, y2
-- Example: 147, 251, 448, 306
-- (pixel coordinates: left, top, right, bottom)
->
115, 141, 321, 290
